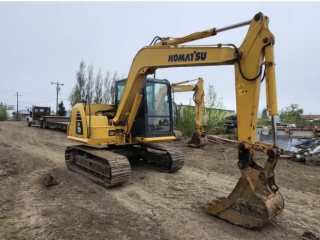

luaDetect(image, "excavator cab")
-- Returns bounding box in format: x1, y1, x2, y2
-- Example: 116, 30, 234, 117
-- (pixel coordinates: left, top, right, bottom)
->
115, 78, 177, 139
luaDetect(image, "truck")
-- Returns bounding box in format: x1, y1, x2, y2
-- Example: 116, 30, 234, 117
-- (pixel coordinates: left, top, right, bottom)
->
26, 106, 70, 131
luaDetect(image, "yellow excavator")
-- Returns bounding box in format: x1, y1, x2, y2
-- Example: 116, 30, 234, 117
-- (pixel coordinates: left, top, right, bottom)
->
170, 78, 208, 147
65, 12, 284, 228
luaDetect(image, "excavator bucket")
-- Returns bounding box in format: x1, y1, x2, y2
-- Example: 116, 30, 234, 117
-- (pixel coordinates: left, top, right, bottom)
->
187, 131, 208, 148
200, 154, 284, 228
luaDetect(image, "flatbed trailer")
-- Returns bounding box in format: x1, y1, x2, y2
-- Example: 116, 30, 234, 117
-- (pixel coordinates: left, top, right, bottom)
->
41, 116, 70, 131
26, 106, 70, 132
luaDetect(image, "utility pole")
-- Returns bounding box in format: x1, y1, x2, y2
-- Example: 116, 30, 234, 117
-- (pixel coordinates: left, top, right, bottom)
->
15, 92, 22, 121
51, 81, 64, 115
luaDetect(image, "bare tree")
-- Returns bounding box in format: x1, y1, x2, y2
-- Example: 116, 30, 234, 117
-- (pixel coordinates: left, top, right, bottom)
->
205, 83, 226, 133
69, 60, 87, 107
109, 72, 119, 104
86, 64, 95, 103
70, 60, 121, 107
103, 71, 119, 104
94, 69, 103, 104
103, 71, 111, 104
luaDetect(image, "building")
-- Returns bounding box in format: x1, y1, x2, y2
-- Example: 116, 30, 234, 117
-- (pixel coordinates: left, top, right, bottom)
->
12, 109, 30, 121
300, 115, 320, 120
6, 110, 15, 120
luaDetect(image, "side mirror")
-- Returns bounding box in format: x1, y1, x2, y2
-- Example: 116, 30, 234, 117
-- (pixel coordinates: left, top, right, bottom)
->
172, 102, 178, 126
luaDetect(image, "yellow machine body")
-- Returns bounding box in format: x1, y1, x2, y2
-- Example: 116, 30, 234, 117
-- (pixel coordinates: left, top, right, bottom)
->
67, 103, 176, 145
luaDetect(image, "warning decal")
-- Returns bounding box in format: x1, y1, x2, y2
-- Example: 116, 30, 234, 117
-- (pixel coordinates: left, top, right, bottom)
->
76, 121, 83, 135
238, 83, 245, 96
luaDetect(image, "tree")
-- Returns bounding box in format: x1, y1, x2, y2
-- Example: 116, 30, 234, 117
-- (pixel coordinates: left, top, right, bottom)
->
204, 83, 227, 134
57, 101, 67, 116
69, 60, 121, 107
0, 102, 9, 121
176, 100, 197, 137
258, 107, 270, 126
261, 107, 268, 119
0, 106, 8, 121
69, 85, 81, 107
86, 64, 95, 103
69, 60, 87, 107
175, 83, 226, 136
279, 103, 303, 123
103, 71, 111, 104
104, 71, 119, 104
109, 72, 118, 104
93, 69, 103, 104
4, 104, 14, 110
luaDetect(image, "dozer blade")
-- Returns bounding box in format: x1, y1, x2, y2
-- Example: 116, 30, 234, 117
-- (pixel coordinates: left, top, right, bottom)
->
187, 131, 208, 148
200, 166, 284, 228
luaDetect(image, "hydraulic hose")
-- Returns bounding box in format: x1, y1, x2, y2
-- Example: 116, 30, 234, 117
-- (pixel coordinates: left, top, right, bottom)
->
227, 44, 263, 82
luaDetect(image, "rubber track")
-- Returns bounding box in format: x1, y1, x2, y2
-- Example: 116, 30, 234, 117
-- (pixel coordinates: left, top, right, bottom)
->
139, 143, 185, 173
65, 145, 131, 188
166, 147, 185, 172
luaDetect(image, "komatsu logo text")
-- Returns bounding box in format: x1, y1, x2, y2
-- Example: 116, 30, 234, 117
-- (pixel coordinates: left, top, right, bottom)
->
168, 51, 207, 62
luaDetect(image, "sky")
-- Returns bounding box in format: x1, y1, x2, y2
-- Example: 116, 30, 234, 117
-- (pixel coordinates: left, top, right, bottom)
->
1, 1, 320, 115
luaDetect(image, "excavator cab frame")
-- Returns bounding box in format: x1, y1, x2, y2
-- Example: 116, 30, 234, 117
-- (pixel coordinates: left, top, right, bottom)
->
115, 78, 175, 139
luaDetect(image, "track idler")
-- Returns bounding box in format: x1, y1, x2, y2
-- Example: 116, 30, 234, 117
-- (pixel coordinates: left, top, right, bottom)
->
200, 143, 284, 228
187, 131, 208, 148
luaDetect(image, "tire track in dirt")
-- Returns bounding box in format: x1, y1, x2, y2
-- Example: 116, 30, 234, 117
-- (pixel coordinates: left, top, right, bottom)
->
110, 164, 319, 239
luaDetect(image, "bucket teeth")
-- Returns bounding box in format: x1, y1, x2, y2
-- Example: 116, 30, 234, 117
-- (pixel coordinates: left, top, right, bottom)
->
200, 197, 225, 210
211, 198, 221, 204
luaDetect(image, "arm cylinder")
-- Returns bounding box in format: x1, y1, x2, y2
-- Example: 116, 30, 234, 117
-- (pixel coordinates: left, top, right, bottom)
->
265, 45, 278, 116
265, 45, 278, 146
157, 19, 251, 46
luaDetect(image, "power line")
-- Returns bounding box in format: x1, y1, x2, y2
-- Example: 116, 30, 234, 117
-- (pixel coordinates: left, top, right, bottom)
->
18, 93, 56, 104
0, 88, 16, 93
17, 95, 54, 99
19, 99, 56, 105
0, 88, 61, 95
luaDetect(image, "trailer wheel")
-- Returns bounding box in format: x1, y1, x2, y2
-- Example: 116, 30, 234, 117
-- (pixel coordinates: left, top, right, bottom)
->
40, 120, 43, 128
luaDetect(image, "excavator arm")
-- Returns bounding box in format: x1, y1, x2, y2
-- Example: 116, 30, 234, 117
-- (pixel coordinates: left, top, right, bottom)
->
171, 78, 208, 147
113, 12, 276, 145
111, 12, 283, 228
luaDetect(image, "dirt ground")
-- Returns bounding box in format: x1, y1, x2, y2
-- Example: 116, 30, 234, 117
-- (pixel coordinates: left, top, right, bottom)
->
0, 121, 319, 240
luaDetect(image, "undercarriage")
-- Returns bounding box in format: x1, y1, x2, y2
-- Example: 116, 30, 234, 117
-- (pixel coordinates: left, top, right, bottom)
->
65, 143, 185, 188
